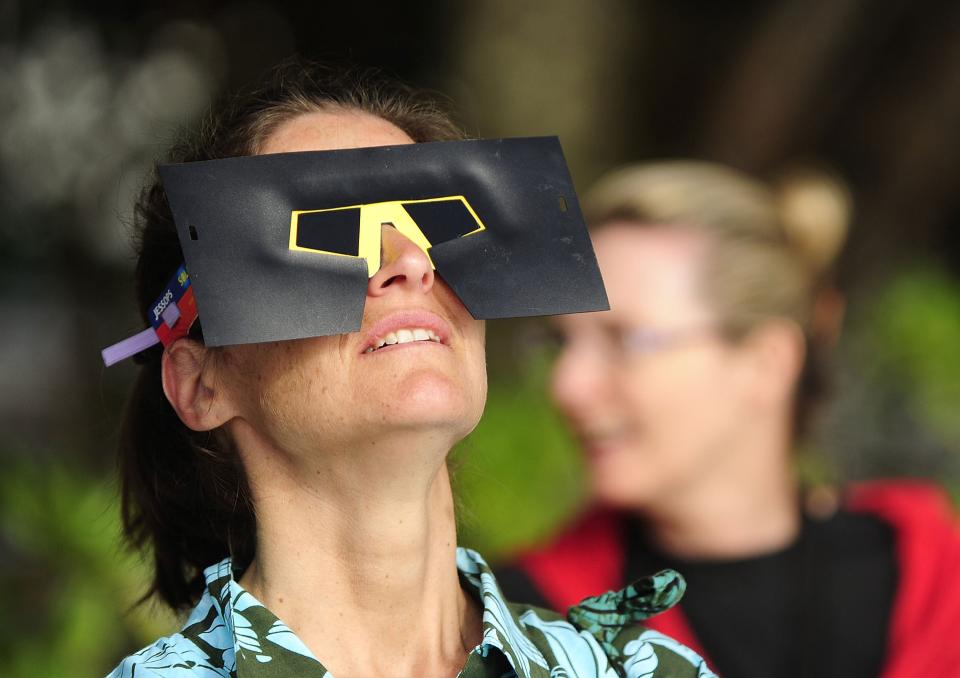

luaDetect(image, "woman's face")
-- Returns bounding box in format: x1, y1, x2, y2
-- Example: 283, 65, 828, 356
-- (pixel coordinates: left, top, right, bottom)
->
550, 223, 753, 509
216, 109, 487, 458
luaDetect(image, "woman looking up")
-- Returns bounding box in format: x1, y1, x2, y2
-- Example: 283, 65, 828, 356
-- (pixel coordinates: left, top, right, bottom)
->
106, 65, 714, 678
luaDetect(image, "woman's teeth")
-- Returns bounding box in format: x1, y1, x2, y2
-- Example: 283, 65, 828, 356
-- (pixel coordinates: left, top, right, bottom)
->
365, 328, 442, 353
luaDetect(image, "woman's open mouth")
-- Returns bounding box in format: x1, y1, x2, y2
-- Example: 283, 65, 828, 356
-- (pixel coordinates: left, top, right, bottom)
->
359, 310, 453, 355
364, 327, 444, 353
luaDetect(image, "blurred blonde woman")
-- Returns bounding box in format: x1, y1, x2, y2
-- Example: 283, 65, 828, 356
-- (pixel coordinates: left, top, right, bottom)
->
498, 161, 960, 678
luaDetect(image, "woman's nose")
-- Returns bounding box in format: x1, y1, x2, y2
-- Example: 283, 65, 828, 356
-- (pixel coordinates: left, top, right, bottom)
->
367, 224, 436, 297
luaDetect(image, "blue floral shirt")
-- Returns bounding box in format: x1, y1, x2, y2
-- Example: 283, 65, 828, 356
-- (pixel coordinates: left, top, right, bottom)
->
108, 548, 714, 677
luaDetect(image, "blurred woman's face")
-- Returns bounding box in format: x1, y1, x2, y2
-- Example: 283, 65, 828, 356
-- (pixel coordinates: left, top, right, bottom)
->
551, 223, 751, 509
216, 109, 487, 458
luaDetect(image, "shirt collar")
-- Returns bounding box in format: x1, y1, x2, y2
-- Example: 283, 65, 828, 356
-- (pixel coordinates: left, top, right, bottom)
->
201, 547, 549, 678
202, 558, 324, 676
456, 547, 551, 677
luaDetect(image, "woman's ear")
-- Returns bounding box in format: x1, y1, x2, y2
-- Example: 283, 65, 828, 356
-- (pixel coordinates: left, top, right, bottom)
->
161, 338, 235, 431
741, 319, 807, 404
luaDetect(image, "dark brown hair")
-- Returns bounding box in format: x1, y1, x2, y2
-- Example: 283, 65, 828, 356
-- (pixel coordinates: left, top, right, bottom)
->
120, 60, 465, 612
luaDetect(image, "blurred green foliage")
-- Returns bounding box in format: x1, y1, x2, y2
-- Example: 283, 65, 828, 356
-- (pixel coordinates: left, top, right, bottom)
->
861, 265, 960, 446
453, 350, 586, 559
0, 459, 176, 677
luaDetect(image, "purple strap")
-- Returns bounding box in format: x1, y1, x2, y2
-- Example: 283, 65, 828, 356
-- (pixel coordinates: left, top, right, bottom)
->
101, 328, 160, 367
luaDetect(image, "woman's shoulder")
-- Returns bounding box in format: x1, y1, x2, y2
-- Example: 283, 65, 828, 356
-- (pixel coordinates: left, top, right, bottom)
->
502, 600, 715, 677
460, 547, 715, 677
106, 592, 236, 677
108, 636, 233, 678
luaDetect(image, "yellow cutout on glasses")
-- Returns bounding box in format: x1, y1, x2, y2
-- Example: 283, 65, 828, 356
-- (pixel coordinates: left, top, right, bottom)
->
290, 196, 485, 277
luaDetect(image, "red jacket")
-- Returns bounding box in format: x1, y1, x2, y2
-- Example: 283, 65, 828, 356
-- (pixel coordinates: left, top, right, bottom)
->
516, 481, 960, 678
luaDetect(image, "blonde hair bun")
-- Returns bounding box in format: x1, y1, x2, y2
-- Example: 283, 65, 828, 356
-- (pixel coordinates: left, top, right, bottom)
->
775, 166, 852, 275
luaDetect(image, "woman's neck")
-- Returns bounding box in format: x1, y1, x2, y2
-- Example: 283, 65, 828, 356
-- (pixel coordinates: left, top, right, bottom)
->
235, 425, 482, 678
640, 431, 802, 561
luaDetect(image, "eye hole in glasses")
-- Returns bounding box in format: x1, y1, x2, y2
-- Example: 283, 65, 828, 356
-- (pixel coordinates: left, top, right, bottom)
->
294, 207, 362, 256
401, 198, 484, 243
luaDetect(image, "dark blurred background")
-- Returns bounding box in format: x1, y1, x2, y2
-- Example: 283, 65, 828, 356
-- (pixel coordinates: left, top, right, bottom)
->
3, 0, 960, 674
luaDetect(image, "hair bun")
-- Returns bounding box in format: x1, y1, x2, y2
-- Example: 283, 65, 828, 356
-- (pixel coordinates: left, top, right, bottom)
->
775, 166, 852, 275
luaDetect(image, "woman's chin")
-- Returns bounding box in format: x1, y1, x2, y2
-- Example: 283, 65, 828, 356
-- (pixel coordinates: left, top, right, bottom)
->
372, 373, 484, 434
592, 477, 641, 509
587, 452, 661, 510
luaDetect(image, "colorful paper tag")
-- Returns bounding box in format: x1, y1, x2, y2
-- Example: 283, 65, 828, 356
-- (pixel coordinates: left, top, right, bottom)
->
149, 264, 198, 347
101, 263, 199, 367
